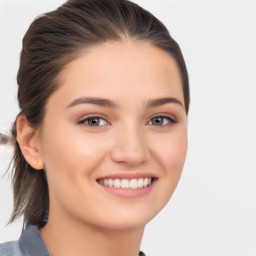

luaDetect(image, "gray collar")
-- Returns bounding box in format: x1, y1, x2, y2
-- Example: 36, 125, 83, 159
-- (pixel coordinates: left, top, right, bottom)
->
19, 226, 50, 256
19, 225, 146, 256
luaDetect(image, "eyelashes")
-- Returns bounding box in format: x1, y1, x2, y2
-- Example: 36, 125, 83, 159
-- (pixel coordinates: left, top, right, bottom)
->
146, 116, 176, 126
78, 116, 109, 126
77, 115, 177, 127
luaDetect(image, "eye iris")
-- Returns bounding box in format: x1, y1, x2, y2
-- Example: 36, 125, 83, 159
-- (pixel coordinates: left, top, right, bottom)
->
88, 117, 100, 126
152, 117, 163, 125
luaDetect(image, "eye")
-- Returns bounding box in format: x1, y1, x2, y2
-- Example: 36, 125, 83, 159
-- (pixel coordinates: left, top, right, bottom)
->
78, 116, 109, 126
147, 116, 176, 126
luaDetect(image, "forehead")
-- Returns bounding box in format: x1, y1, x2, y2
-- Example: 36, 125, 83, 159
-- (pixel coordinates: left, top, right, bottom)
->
51, 41, 184, 107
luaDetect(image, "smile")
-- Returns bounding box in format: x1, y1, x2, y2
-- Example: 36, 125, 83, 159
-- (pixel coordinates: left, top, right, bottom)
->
97, 177, 153, 189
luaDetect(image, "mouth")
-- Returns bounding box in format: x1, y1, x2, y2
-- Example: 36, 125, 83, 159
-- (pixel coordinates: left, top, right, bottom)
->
97, 177, 155, 189
96, 176, 157, 198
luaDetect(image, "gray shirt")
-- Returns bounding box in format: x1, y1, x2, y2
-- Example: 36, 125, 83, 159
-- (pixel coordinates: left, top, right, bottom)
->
0, 225, 146, 256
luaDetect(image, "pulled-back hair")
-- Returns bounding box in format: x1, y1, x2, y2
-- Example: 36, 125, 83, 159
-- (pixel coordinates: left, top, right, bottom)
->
10, 0, 190, 228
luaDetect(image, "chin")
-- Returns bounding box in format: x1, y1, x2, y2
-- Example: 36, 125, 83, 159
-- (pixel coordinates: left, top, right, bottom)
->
91, 203, 164, 232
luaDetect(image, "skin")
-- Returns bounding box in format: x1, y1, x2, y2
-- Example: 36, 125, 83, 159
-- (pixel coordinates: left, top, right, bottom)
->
17, 40, 188, 256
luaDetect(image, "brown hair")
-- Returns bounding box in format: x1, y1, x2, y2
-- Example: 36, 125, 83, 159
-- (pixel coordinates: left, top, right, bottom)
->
10, 0, 190, 228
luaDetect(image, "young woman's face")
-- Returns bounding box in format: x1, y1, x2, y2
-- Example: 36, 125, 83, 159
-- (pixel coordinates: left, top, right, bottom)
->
37, 41, 188, 231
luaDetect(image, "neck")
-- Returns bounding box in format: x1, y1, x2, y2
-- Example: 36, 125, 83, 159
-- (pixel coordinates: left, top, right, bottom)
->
40, 210, 145, 256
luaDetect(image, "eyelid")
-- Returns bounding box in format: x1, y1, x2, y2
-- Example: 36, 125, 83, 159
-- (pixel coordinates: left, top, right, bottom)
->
76, 113, 177, 127
146, 114, 177, 126
77, 114, 110, 126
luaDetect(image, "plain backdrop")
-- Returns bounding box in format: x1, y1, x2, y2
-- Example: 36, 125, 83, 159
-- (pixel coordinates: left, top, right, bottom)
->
0, 0, 255, 255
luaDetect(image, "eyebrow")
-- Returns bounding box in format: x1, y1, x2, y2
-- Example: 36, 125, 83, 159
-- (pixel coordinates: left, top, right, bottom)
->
67, 97, 117, 109
66, 96, 184, 109
145, 97, 184, 108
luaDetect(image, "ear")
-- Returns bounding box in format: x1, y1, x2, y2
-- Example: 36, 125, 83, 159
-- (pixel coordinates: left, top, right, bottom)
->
16, 114, 44, 170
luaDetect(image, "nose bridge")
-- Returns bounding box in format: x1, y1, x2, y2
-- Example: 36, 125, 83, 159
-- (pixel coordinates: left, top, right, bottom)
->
110, 121, 149, 166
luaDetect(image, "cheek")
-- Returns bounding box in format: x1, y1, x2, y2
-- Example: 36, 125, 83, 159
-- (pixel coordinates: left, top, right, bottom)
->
39, 122, 108, 192
39, 124, 110, 216
168, 130, 187, 171
146, 127, 187, 216
154, 127, 188, 179
41, 120, 103, 167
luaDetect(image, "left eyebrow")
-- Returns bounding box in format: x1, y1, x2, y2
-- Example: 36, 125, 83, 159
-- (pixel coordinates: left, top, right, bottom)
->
146, 97, 184, 108
66, 97, 117, 109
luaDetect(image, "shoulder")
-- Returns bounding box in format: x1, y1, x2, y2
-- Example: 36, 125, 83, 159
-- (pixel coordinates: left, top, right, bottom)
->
0, 225, 50, 256
0, 240, 23, 256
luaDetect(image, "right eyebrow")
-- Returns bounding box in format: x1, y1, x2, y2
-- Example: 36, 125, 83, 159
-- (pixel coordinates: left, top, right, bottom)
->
66, 96, 117, 109
146, 97, 184, 108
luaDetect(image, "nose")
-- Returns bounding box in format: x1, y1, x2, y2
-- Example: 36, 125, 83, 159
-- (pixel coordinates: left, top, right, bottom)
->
110, 125, 150, 166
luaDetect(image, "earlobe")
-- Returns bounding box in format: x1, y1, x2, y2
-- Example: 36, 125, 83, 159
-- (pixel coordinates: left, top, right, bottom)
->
16, 114, 44, 170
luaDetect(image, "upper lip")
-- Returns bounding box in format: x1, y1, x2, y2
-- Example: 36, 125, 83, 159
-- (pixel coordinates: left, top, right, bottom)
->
97, 172, 158, 180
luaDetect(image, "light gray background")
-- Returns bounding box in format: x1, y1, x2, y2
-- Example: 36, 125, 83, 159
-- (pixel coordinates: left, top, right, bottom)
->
0, 0, 255, 255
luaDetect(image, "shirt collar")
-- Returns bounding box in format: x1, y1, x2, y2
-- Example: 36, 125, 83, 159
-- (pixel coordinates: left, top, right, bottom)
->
19, 225, 50, 256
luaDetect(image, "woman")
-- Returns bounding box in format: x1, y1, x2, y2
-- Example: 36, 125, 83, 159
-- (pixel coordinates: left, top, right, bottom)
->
0, 0, 189, 255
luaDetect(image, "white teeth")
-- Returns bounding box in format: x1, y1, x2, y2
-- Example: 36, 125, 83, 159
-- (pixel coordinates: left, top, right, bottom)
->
121, 179, 129, 188
98, 177, 153, 189
137, 178, 144, 188
114, 179, 121, 188
108, 179, 114, 187
130, 179, 138, 189
104, 179, 109, 186
143, 178, 149, 188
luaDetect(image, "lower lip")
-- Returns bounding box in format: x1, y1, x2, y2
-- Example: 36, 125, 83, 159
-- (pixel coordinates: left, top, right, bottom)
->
97, 179, 157, 198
